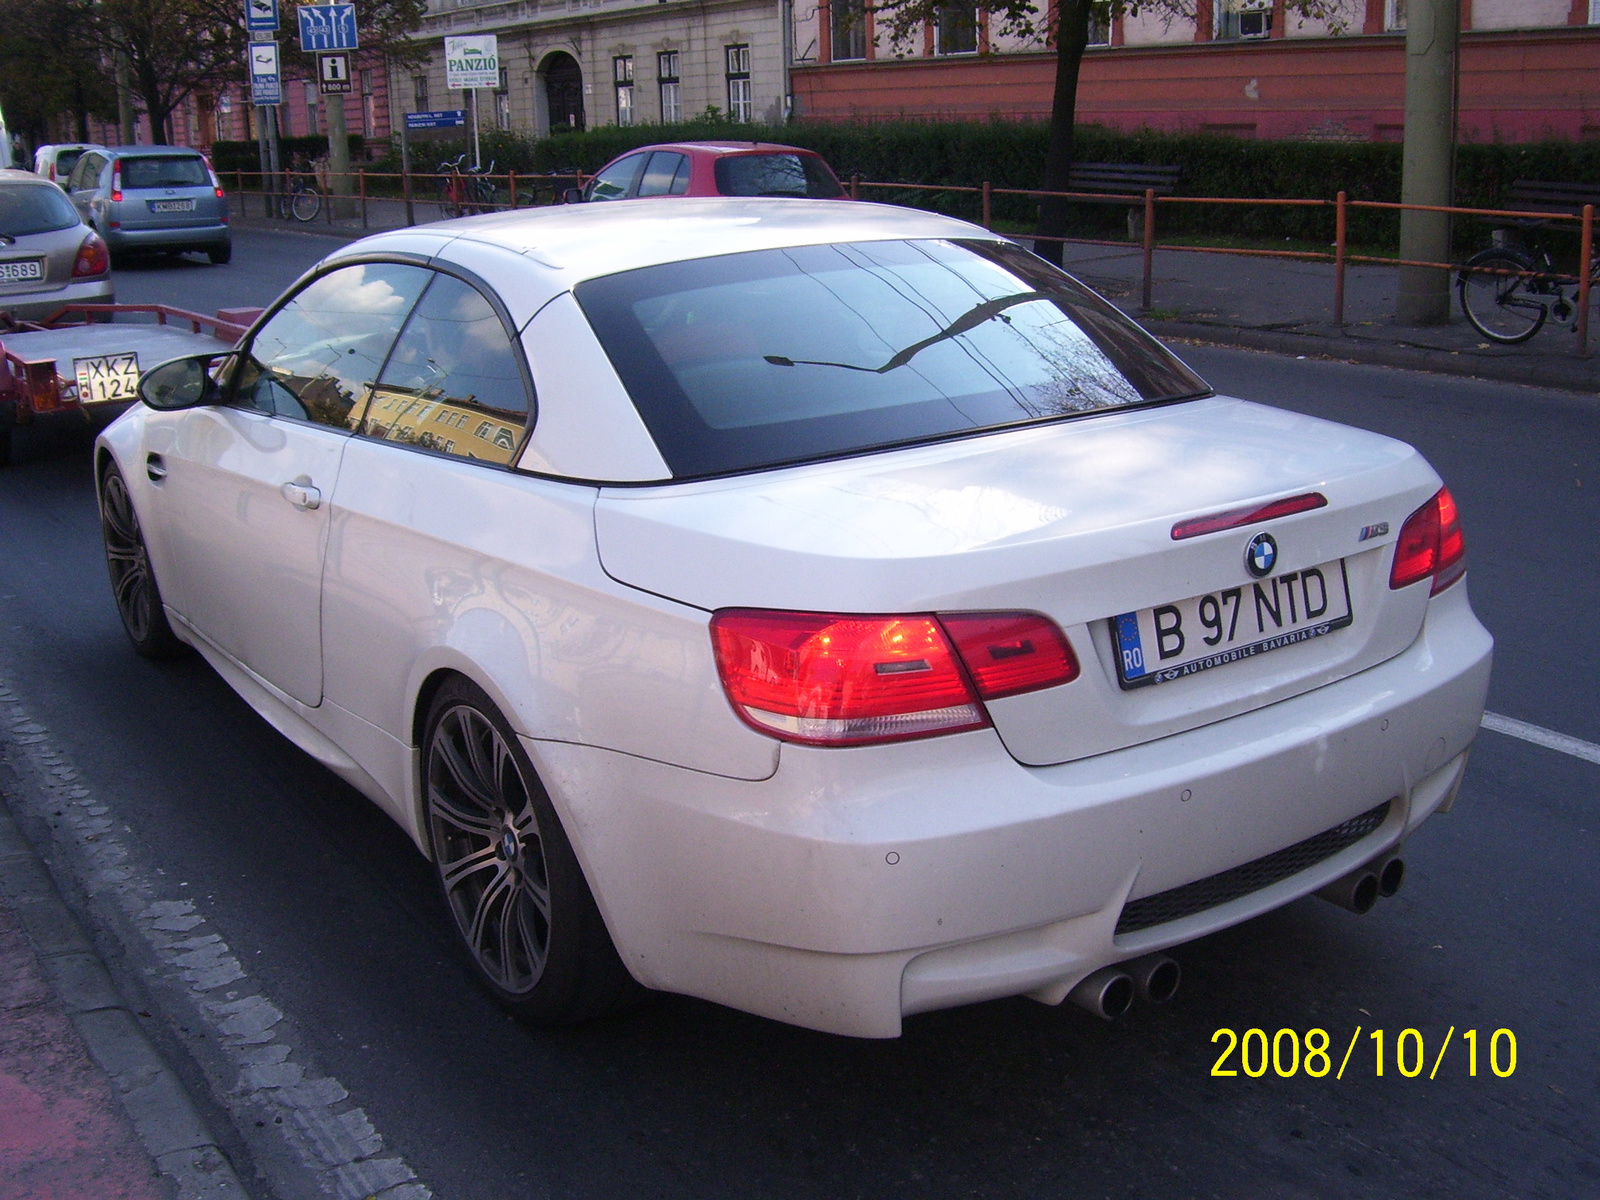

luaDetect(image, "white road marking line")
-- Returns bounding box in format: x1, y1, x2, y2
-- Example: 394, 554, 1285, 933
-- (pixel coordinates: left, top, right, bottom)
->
1481, 712, 1600, 766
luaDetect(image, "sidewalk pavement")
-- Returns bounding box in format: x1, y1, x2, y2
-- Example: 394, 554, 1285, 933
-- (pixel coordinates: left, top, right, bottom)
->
231, 194, 1599, 395
0, 792, 247, 1199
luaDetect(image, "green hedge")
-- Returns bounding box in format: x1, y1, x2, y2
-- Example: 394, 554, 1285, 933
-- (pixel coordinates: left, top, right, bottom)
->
224, 120, 1600, 246
211, 135, 368, 174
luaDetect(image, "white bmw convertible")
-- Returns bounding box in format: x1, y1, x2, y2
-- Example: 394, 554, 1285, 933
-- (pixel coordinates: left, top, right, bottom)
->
97, 200, 1492, 1037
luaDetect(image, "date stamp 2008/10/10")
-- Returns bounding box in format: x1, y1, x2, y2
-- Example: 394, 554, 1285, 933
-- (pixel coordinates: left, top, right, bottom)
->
1211, 1027, 1517, 1080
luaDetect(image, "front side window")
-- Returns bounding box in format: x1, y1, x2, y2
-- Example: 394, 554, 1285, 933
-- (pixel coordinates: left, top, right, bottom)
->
577, 239, 1210, 478
233, 262, 432, 430
585, 153, 646, 201
936, 1, 978, 54
67, 153, 104, 192
614, 56, 635, 126
725, 44, 751, 122
637, 151, 691, 197
366, 273, 530, 464
658, 51, 681, 122
832, 0, 867, 60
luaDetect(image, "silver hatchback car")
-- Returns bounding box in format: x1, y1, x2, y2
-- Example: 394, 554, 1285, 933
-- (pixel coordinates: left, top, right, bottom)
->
66, 146, 231, 264
0, 169, 113, 320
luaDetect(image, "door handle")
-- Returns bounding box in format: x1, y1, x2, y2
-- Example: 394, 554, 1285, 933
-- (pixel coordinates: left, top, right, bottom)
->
280, 477, 322, 510
145, 452, 166, 482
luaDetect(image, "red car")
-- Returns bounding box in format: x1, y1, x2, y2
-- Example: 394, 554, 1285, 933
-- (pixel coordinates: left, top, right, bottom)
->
573, 141, 846, 203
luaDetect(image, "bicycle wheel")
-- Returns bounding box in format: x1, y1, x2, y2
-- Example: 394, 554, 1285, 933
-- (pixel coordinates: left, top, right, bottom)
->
291, 185, 321, 222
1458, 249, 1548, 344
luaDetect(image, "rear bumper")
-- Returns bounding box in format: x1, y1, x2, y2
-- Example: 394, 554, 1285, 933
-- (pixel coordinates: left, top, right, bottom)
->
104, 224, 229, 254
0, 280, 115, 322
528, 583, 1492, 1037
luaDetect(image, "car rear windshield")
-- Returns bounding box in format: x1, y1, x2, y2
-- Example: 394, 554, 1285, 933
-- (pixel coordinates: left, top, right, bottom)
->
121, 155, 210, 189
0, 184, 80, 236
576, 238, 1212, 478
713, 153, 844, 199
54, 148, 89, 175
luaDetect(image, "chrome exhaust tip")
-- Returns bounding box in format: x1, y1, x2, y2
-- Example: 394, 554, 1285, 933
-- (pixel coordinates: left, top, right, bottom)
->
1377, 855, 1405, 898
1317, 867, 1380, 914
1068, 967, 1135, 1021
1125, 953, 1181, 1004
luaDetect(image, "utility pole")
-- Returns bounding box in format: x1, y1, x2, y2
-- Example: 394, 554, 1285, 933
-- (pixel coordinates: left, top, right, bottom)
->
326, 88, 354, 217
1395, 0, 1461, 326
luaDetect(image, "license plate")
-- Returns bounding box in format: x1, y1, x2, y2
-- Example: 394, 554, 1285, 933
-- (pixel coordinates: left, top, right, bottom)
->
0, 259, 43, 282
1112, 560, 1354, 689
73, 352, 141, 405
150, 199, 195, 212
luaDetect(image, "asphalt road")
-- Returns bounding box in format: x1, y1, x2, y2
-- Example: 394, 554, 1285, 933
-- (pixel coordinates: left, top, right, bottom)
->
1, 231, 1595, 1200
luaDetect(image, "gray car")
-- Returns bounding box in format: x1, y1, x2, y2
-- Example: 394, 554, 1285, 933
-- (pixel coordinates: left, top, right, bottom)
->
0, 168, 114, 321
65, 146, 230, 264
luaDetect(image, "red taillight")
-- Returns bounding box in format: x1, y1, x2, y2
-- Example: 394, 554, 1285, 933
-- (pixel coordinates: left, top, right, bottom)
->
939, 612, 1079, 699
110, 162, 122, 203
710, 609, 1077, 746
1389, 487, 1466, 595
72, 231, 110, 278
215, 186, 225, 198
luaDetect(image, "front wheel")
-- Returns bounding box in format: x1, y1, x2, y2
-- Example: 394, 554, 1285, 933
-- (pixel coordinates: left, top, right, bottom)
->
99, 463, 184, 658
1458, 249, 1548, 344
423, 677, 641, 1025
290, 186, 320, 222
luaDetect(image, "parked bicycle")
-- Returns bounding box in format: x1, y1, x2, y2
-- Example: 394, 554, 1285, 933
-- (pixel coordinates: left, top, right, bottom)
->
437, 155, 506, 218
1457, 222, 1598, 344
274, 161, 321, 223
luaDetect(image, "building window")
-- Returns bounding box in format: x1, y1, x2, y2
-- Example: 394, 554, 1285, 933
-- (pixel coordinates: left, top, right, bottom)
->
725, 44, 751, 122
1217, 0, 1272, 39
613, 56, 635, 126
1385, 0, 1406, 30
413, 75, 429, 111
1087, 1, 1111, 45
832, 0, 868, 60
658, 51, 681, 122
495, 67, 511, 131
935, 1, 978, 55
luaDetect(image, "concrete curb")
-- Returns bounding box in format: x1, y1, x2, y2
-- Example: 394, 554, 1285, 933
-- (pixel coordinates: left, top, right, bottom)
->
1140, 319, 1599, 395
0, 796, 250, 1200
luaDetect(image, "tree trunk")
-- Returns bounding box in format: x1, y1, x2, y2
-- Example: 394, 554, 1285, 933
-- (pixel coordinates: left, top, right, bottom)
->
1033, 0, 1090, 267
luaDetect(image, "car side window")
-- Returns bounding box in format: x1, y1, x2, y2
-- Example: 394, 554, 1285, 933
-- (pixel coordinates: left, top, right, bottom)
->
231, 262, 431, 430
636, 152, 690, 198
68, 153, 103, 193
363, 272, 530, 464
585, 154, 645, 202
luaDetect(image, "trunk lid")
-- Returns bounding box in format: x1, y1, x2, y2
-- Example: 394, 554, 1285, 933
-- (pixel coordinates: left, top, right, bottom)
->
594, 397, 1445, 765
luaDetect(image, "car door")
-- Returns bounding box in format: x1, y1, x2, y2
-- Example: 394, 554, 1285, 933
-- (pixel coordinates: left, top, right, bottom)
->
155, 261, 432, 706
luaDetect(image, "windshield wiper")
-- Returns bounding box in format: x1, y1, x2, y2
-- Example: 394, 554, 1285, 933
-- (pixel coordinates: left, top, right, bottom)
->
764, 290, 1051, 374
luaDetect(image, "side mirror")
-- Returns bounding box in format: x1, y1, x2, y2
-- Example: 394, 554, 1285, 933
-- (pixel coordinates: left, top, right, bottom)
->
138, 352, 230, 411
561, 187, 585, 205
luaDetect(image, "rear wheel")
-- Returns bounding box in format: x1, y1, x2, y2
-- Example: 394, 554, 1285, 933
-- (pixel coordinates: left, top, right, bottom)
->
423, 677, 641, 1025
99, 462, 184, 658
1458, 249, 1547, 343
290, 186, 320, 223
208, 244, 232, 265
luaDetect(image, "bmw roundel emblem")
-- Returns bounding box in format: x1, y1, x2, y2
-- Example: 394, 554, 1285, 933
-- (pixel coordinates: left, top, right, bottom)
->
1245, 532, 1278, 578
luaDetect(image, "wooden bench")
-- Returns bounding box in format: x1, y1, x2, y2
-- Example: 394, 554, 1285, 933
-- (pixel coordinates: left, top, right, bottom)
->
1502, 180, 1600, 220
1065, 163, 1182, 237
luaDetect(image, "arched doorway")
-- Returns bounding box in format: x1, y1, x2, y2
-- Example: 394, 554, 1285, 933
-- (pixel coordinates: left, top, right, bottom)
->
542, 53, 584, 133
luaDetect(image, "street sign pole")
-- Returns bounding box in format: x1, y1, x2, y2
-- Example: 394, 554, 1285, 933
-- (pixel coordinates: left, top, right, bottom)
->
471, 89, 481, 171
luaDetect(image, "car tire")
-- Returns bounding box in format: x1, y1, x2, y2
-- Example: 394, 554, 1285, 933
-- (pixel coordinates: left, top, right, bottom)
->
422, 676, 642, 1025
208, 245, 232, 265
98, 461, 185, 659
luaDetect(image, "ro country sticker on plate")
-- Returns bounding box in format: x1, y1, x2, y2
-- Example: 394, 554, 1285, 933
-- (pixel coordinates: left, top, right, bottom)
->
73, 352, 141, 405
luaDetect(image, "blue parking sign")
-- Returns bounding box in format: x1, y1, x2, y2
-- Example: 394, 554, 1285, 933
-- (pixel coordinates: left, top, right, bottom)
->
245, 0, 277, 31
297, 4, 359, 52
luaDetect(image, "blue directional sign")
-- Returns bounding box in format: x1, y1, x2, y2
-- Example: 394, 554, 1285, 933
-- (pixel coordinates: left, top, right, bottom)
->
245, 0, 277, 32
404, 110, 467, 130
249, 41, 282, 105
297, 4, 359, 52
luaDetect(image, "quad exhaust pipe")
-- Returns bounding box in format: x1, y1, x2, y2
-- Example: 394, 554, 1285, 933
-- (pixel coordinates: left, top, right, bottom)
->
1068, 953, 1181, 1020
1317, 852, 1405, 914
